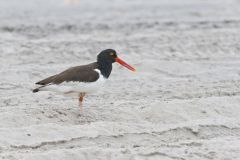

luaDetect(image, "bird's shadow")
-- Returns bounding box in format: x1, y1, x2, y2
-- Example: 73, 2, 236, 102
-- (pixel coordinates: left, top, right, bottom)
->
48, 106, 103, 125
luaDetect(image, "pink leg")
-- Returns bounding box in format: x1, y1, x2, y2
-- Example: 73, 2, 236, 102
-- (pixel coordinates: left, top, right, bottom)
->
79, 93, 86, 113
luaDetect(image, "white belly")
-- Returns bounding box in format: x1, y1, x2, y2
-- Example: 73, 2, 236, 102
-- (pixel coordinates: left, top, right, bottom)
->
38, 70, 106, 97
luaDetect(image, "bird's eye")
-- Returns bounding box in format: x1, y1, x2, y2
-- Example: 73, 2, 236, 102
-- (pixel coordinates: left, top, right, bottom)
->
110, 53, 114, 56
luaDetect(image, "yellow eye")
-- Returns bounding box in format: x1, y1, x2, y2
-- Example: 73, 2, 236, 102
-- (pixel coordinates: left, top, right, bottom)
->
110, 53, 114, 56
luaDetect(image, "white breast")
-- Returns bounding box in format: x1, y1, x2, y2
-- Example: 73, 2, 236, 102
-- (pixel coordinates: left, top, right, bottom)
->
38, 69, 106, 97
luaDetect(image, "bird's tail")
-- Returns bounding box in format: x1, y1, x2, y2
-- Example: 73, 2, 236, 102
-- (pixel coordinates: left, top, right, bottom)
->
32, 85, 45, 93
32, 88, 39, 93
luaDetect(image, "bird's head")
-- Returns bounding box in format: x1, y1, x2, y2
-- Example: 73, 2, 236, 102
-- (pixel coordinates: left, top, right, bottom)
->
97, 49, 136, 72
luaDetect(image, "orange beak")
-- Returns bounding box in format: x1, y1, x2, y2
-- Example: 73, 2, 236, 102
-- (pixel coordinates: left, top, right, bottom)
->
115, 57, 136, 72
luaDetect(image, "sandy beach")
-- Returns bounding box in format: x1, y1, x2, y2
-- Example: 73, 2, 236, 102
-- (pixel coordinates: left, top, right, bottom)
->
0, 0, 240, 159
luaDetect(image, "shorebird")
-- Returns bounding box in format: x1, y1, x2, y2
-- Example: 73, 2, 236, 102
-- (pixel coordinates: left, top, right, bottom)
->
33, 49, 136, 112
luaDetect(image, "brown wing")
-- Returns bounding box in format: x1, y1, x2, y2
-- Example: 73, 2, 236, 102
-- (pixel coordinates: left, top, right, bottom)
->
36, 62, 99, 85
36, 75, 58, 85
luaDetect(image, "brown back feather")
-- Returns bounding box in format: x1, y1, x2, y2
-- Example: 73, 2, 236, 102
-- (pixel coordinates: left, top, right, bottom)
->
35, 62, 99, 85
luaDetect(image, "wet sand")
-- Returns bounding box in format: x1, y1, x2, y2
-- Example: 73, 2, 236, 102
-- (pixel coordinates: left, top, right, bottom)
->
0, 0, 240, 159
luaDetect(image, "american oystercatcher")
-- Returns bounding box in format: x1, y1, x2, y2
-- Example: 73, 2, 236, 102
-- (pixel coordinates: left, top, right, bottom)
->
33, 49, 136, 112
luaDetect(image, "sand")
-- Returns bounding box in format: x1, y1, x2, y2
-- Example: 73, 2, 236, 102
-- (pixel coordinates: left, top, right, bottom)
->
0, 0, 240, 159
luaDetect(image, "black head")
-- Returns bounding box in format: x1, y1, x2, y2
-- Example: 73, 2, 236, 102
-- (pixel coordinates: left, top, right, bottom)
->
97, 49, 136, 78
97, 49, 117, 64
